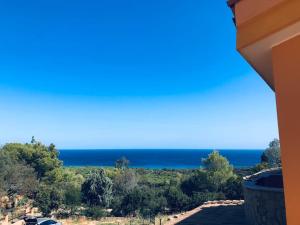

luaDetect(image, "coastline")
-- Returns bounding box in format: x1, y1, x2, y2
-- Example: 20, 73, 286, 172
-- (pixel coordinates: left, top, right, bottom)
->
59, 149, 264, 169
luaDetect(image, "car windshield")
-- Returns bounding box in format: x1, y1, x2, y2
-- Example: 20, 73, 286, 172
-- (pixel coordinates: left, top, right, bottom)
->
39, 220, 56, 225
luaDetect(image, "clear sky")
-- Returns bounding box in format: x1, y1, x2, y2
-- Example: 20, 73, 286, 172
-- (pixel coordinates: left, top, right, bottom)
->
0, 0, 278, 149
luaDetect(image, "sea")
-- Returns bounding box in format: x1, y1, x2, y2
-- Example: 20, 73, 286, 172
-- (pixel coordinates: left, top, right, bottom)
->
59, 149, 263, 169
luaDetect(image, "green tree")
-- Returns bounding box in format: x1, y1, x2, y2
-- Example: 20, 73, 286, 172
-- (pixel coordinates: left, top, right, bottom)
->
1, 141, 62, 179
81, 169, 113, 207
261, 138, 281, 167
115, 156, 130, 170
165, 186, 189, 213
115, 187, 167, 217
64, 184, 82, 215
45, 167, 84, 186
221, 176, 244, 200
0, 151, 38, 198
202, 151, 235, 189
31, 136, 36, 144
202, 150, 233, 172
34, 185, 64, 216
113, 169, 138, 196
181, 170, 213, 195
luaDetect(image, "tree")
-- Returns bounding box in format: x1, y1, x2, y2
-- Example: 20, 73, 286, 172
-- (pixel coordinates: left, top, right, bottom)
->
31, 136, 36, 144
221, 176, 244, 200
202, 150, 233, 172
165, 186, 189, 213
115, 187, 167, 217
114, 188, 141, 216
81, 169, 113, 207
181, 170, 214, 195
202, 151, 235, 189
113, 169, 138, 196
45, 167, 84, 186
64, 184, 82, 214
0, 151, 38, 198
34, 185, 64, 216
1, 141, 62, 179
115, 157, 130, 170
261, 139, 281, 167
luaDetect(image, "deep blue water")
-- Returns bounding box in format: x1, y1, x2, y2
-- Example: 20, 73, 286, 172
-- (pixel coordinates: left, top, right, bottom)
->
59, 149, 263, 169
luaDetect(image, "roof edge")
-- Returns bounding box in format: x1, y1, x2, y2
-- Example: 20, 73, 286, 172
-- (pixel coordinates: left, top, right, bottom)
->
227, 0, 241, 11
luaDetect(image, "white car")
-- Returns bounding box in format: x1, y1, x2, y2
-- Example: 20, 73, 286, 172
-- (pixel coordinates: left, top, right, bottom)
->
24, 217, 62, 225
36, 218, 62, 225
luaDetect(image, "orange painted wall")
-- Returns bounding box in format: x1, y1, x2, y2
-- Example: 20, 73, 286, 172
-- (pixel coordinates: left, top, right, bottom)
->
272, 34, 300, 225
235, 0, 285, 27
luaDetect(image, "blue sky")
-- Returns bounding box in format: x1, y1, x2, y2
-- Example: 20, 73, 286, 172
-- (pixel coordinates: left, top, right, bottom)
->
0, 0, 278, 149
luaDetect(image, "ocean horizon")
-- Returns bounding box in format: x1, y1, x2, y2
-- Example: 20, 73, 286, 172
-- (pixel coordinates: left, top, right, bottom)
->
59, 149, 264, 169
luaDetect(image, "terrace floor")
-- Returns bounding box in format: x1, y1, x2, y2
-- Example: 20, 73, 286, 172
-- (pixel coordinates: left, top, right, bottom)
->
166, 201, 249, 225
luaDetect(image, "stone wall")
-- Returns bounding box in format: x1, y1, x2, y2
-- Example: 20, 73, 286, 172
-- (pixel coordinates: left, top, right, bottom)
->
243, 169, 286, 225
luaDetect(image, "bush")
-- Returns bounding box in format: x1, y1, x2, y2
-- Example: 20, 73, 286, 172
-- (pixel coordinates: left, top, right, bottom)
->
165, 186, 189, 213
17, 197, 29, 207
64, 184, 82, 214
84, 207, 107, 219
251, 162, 269, 174
188, 192, 225, 209
113, 169, 138, 196
181, 170, 213, 195
110, 196, 123, 216
34, 185, 64, 216
113, 186, 167, 218
81, 169, 113, 207
222, 176, 244, 200
56, 210, 72, 219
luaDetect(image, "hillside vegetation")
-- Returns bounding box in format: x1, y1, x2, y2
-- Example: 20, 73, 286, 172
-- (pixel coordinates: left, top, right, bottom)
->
0, 138, 280, 222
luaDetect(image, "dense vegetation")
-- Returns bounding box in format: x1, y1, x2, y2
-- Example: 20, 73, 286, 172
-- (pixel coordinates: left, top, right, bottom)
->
0, 138, 281, 221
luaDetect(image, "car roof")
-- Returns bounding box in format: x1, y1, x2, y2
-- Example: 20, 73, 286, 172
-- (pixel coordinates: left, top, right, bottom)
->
37, 218, 53, 223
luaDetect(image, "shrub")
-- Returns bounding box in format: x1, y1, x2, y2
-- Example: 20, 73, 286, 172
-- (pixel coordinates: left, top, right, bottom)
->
84, 207, 107, 219
113, 186, 167, 218
34, 185, 64, 216
188, 192, 225, 209
81, 169, 113, 207
222, 176, 244, 200
165, 186, 189, 213
181, 170, 213, 195
251, 162, 269, 174
64, 184, 82, 214
113, 169, 138, 196
56, 210, 72, 219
